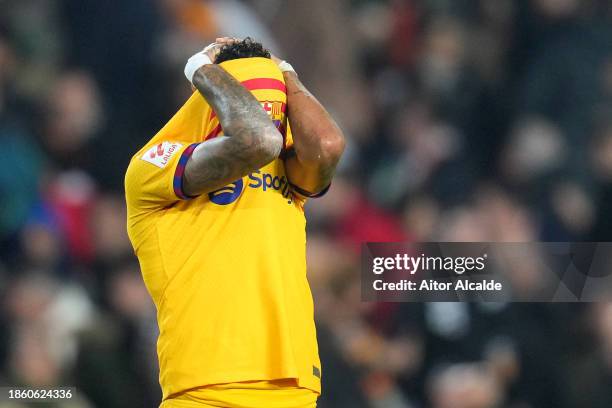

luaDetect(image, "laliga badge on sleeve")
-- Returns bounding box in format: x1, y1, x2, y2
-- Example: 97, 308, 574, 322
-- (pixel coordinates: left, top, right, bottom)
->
141, 142, 184, 168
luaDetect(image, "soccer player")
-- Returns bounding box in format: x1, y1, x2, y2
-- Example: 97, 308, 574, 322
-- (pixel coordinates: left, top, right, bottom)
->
125, 37, 345, 408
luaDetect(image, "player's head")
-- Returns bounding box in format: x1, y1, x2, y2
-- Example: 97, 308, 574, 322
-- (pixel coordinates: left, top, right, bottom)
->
215, 37, 271, 64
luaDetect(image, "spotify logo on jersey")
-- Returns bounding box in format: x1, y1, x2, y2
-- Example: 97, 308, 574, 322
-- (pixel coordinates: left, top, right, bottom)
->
207, 170, 293, 205
208, 179, 244, 205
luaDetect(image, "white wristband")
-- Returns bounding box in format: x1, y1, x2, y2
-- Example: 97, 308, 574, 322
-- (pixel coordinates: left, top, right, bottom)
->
278, 60, 297, 75
184, 51, 213, 84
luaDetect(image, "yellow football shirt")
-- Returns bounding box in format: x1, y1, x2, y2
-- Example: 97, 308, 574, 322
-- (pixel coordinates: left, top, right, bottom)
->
125, 58, 321, 401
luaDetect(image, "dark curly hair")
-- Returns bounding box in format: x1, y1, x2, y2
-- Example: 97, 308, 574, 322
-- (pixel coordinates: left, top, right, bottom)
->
215, 37, 271, 64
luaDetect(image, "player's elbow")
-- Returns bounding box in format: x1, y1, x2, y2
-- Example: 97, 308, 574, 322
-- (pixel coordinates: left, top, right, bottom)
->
318, 131, 345, 166
253, 129, 283, 165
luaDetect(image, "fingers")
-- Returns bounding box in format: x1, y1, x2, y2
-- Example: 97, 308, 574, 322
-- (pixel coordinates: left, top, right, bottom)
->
202, 42, 226, 61
215, 36, 241, 45
202, 37, 238, 54
204, 47, 221, 62
203, 42, 220, 53
200, 37, 241, 62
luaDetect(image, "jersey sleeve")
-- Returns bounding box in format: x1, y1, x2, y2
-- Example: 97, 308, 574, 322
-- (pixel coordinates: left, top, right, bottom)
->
125, 141, 200, 211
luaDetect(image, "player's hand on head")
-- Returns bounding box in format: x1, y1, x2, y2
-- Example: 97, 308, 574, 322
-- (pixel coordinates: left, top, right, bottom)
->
210, 37, 241, 58
203, 37, 241, 62
202, 42, 224, 63
215, 36, 240, 45
185, 37, 237, 84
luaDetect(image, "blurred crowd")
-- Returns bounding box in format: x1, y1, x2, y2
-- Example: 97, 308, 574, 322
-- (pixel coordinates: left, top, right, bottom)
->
2, 0, 612, 407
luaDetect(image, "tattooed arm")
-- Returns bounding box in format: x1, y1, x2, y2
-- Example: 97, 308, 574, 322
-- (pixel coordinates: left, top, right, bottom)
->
183, 64, 283, 197
282, 70, 345, 196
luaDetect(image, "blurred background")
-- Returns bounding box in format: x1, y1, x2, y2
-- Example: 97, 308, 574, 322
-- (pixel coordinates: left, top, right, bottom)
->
1, 0, 612, 407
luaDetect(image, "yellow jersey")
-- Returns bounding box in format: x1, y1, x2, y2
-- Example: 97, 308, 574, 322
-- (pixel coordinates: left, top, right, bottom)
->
124, 58, 321, 401
160, 380, 317, 408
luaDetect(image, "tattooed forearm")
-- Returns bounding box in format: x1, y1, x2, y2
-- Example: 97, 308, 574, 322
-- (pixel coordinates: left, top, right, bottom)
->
183, 65, 282, 196
282, 71, 345, 195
